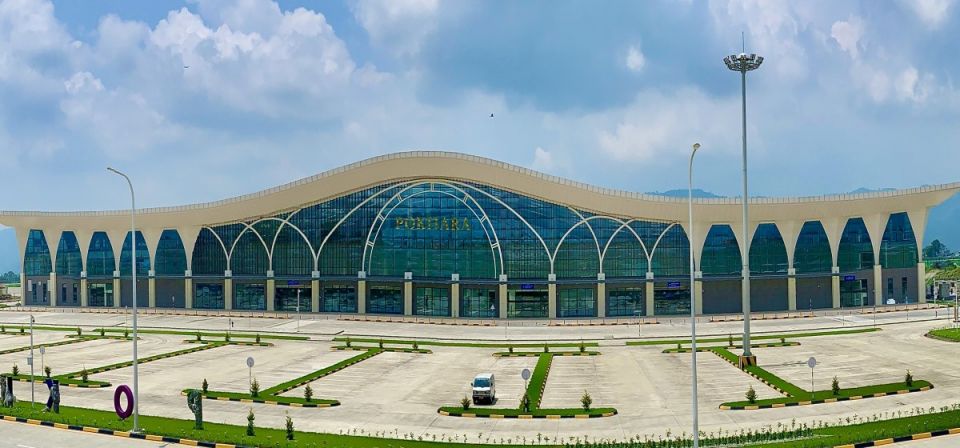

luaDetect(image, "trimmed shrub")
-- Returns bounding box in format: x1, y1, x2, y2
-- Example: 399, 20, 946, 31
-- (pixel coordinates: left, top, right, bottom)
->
412, 341, 419, 351
832, 376, 840, 396
225, 333, 231, 342
123, 329, 129, 339
250, 378, 260, 397
780, 337, 786, 344
99, 328, 105, 337
11, 364, 18, 376
19, 327, 24, 334
76, 328, 81, 337
508, 346, 514, 353
543, 344, 549, 353
0, 325, 5, 333
80, 368, 88, 383
460, 396, 471, 410
304, 384, 313, 402
378, 339, 383, 349
579, 341, 586, 353
580, 390, 592, 411
905, 370, 914, 387
285, 413, 294, 440
728, 334, 734, 347
746, 385, 757, 404
246, 409, 255, 436
195, 332, 201, 341
345, 337, 351, 347
255, 334, 261, 344
202, 378, 208, 394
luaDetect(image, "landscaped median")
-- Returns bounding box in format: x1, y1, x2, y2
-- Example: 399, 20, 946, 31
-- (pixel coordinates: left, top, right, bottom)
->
627, 327, 879, 347
926, 327, 960, 342
186, 347, 384, 408
438, 352, 617, 419
708, 347, 933, 410
661, 340, 799, 353
333, 336, 599, 350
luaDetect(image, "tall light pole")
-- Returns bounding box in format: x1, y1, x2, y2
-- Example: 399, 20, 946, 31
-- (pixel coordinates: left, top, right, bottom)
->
724, 50, 763, 365
688, 142, 702, 447
108, 167, 140, 433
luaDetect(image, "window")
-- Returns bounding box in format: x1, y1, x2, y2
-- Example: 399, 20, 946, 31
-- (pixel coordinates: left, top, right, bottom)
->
276, 287, 308, 312
607, 287, 643, 317
460, 288, 497, 318
902, 277, 909, 303
367, 286, 403, 314
558, 288, 595, 318
194, 283, 224, 309
322, 285, 357, 313
887, 278, 894, 302
414, 287, 450, 317
654, 284, 690, 315
507, 290, 548, 318
234, 283, 265, 310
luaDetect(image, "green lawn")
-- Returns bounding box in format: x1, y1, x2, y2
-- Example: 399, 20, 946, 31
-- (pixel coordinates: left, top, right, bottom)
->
928, 327, 960, 342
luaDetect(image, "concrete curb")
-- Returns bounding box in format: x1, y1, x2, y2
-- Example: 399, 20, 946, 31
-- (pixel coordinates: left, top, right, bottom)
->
833, 426, 960, 447
0, 414, 254, 448
720, 386, 934, 410
181, 391, 339, 408
438, 409, 617, 419
493, 351, 600, 357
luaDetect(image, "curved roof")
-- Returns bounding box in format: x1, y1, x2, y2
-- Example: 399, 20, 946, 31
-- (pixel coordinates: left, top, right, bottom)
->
1, 151, 958, 231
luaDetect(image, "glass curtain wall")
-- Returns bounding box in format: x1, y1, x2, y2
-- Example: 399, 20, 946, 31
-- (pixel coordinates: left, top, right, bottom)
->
460, 287, 498, 317
607, 287, 643, 317
413, 286, 451, 316
558, 287, 596, 317
321, 285, 357, 313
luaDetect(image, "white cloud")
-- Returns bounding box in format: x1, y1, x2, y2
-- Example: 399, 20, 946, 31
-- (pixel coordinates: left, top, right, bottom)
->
851, 63, 934, 104
625, 45, 645, 72
531, 147, 555, 172
830, 16, 863, 60
900, 0, 955, 28
351, 0, 439, 57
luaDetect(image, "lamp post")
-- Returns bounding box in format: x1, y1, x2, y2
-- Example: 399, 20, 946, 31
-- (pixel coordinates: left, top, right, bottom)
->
29, 314, 34, 409
724, 50, 763, 365
688, 142, 702, 448
107, 167, 140, 433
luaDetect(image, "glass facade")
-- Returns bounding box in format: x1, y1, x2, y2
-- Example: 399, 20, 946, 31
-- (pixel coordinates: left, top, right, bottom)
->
558, 287, 595, 318
14, 177, 925, 317
607, 287, 644, 317
322, 285, 357, 313
460, 287, 497, 317
413, 286, 451, 316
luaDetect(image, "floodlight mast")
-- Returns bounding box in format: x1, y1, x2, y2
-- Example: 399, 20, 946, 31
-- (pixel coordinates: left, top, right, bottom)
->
723, 52, 762, 364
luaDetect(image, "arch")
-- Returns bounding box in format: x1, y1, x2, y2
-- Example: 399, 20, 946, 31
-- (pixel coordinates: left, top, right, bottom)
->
86, 231, 116, 277
55, 231, 82, 277
601, 219, 650, 278
265, 217, 317, 272
837, 217, 874, 272
794, 221, 832, 274
154, 230, 187, 276
227, 222, 271, 273
229, 229, 270, 276
556, 215, 646, 277
568, 208, 602, 270
649, 223, 689, 277
879, 212, 918, 269
362, 181, 503, 277
272, 222, 315, 277
119, 231, 150, 277
24, 229, 52, 276
700, 224, 741, 276
749, 223, 788, 275
191, 227, 228, 275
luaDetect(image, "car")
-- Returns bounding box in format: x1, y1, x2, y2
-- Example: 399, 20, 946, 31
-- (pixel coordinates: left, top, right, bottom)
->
471, 373, 495, 404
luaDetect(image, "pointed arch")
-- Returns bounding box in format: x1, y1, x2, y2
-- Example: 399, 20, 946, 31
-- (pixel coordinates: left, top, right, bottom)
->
24, 229, 52, 276
55, 231, 83, 277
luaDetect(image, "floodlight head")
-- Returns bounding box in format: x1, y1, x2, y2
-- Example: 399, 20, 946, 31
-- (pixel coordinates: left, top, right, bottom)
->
724, 52, 763, 72
692, 143, 701, 151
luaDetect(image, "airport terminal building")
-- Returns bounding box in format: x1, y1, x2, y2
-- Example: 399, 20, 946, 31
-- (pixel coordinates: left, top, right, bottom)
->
3, 152, 956, 319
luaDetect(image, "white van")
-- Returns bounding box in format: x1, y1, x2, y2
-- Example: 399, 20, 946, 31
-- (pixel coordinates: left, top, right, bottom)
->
471, 373, 496, 404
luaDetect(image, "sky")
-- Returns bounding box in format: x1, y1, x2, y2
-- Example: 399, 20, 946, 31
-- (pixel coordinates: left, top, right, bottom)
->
1, 0, 959, 215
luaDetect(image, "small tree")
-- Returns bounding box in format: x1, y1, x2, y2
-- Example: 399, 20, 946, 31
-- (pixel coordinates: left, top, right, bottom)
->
123, 329, 129, 339
676, 343, 682, 351
44, 366, 51, 378
255, 334, 261, 344
0, 325, 5, 333
905, 370, 914, 387
225, 333, 231, 342
202, 378, 209, 394
304, 384, 313, 402
508, 346, 514, 353
285, 413, 294, 440
80, 368, 89, 383
11, 364, 18, 376
580, 390, 592, 411
412, 341, 419, 351
19, 327, 24, 334
728, 333, 734, 347
520, 393, 531, 412
780, 337, 786, 344
250, 378, 260, 397
99, 328, 105, 337
246, 408, 255, 436
579, 341, 586, 353
76, 328, 81, 337
831, 376, 840, 396
345, 337, 351, 347
543, 344, 549, 353
378, 338, 384, 349
746, 385, 757, 404
460, 396, 471, 410
195, 332, 201, 341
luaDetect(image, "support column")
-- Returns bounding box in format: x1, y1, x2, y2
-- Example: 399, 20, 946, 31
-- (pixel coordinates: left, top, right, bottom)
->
80, 272, 88, 307
645, 273, 655, 317
917, 263, 926, 304
357, 272, 367, 314
184, 270, 193, 309
547, 274, 557, 318
266, 271, 275, 312
49, 272, 57, 307
873, 264, 883, 306
403, 272, 413, 315
787, 268, 797, 311
148, 270, 156, 308
311, 271, 320, 313
224, 270, 233, 310
694, 272, 704, 315
113, 271, 121, 308
450, 274, 460, 318
498, 275, 508, 319
831, 266, 841, 308
596, 273, 606, 318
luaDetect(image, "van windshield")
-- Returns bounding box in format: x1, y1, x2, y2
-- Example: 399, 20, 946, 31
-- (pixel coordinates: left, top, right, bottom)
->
473, 378, 491, 388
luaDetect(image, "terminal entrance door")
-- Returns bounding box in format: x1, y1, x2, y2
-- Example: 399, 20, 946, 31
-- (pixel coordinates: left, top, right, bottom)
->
507, 290, 548, 318
276, 285, 310, 312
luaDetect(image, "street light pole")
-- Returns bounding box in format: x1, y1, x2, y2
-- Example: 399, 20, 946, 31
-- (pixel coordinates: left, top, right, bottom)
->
724, 50, 763, 365
688, 142, 702, 448
107, 167, 140, 433
29, 315, 34, 408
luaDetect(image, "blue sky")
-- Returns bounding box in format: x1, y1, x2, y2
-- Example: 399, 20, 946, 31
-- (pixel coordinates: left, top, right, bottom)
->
1, 0, 959, 215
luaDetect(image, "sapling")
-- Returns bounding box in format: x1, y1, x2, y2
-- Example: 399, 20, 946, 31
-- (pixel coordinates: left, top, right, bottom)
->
580, 390, 592, 411
746, 385, 757, 404
246, 409, 255, 436
905, 370, 914, 387
250, 378, 260, 397
831, 376, 840, 396
202, 378, 209, 393
286, 413, 294, 440
11, 364, 18, 376
304, 384, 313, 402
460, 396, 471, 410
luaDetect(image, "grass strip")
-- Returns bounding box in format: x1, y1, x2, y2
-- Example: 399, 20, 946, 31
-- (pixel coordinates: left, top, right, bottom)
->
662, 341, 799, 353
627, 327, 879, 346
95, 327, 308, 341
928, 327, 960, 342
711, 346, 807, 397
335, 337, 597, 349
526, 353, 552, 409
0, 336, 91, 356
722, 380, 933, 408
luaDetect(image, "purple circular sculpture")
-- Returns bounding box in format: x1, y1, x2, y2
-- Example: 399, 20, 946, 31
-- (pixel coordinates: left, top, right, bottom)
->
114, 385, 133, 420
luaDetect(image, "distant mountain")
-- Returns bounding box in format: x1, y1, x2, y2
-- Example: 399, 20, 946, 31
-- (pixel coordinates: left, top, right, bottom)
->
648, 189, 724, 198
848, 187, 896, 194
